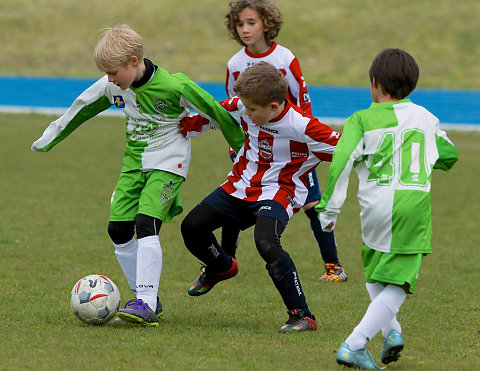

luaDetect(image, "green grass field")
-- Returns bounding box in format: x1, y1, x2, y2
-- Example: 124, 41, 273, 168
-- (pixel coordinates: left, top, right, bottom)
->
0, 113, 478, 370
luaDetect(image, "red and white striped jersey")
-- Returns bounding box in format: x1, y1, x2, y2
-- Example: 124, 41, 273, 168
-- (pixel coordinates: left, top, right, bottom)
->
226, 43, 312, 115
220, 97, 339, 218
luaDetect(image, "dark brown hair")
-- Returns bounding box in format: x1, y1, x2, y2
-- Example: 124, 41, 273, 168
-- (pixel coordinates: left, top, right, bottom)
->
225, 0, 283, 46
233, 61, 287, 106
369, 48, 419, 99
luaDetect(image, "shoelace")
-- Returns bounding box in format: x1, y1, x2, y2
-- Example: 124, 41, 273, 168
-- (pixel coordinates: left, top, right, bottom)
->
124, 299, 147, 310
285, 309, 304, 324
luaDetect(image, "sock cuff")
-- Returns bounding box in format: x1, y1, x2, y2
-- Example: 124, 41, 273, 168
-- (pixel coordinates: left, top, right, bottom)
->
138, 235, 160, 246
114, 237, 137, 251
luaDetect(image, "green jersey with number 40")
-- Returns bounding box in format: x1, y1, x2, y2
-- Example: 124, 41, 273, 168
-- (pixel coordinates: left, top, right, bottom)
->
31, 65, 245, 179
316, 99, 458, 254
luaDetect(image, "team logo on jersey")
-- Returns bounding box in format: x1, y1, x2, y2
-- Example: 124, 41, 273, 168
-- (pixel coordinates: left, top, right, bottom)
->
258, 139, 273, 160
113, 96, 125, 108
153, 97, 168, 114
158, 180, 175, 206
291, 151, 308, 158
303, 92, 310, 102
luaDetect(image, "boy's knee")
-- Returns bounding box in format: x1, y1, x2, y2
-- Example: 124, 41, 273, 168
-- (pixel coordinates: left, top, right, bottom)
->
181, 212, 202, 238
254, 216, 285, 263
108, 220, 135, 244
135, 213, 162, 239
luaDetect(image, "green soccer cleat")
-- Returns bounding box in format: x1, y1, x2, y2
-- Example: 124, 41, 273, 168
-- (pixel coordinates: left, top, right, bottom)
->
188, 258, 238, 296
380, 329, 404, 364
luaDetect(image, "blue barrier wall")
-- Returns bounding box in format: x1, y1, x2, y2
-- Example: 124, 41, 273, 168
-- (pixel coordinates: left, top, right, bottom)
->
1, 75, 478, 129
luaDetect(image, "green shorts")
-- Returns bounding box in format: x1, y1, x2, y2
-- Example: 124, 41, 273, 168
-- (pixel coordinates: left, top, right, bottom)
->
362, 244, 426, 294
110, 170, 184, 223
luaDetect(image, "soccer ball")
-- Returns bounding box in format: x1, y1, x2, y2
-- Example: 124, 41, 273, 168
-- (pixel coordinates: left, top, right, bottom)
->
70, 274, 121, 325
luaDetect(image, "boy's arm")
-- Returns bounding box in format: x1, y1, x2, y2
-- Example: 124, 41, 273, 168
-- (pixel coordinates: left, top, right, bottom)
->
287, 57, 312, 115
314, 114, 364, 231
179, 80, 245, 153
304, 118, 340, 161
31, 77, 112, 152
433, 126, 458, 171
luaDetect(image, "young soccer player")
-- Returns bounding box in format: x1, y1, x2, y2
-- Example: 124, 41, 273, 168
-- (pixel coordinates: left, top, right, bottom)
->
221, 0, 347, 282
31, 24, 245, 327
316, 48, 458, 368
179, 61, 341, 332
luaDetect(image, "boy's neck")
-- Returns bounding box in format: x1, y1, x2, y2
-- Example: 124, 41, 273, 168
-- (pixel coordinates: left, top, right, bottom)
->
135, 59, 147, 81
246, 40, 272, 55
376, 95, 399, 103
270, 100, 286, 121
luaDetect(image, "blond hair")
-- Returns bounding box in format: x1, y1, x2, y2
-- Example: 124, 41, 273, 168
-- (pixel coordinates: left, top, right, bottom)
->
233, 61, 287, 106
94, 24, 144, 72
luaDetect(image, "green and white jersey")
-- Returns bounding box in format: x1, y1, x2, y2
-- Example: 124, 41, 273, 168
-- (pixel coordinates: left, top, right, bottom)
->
316, 99, 458, 254
32, 66, 245, 178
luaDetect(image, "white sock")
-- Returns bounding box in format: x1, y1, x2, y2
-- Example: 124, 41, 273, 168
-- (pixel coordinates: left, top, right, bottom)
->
366, 283, 402, 337
346, 284, 406, 351
135, 235, 162, 311
114, 237, 138, 291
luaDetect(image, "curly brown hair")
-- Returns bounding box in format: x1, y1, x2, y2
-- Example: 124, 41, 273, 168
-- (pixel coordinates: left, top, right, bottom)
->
225, 0, 283, 46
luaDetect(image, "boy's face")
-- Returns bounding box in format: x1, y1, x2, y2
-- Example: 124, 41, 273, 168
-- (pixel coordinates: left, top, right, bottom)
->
105, 57, 139, 90
240, 96, 280, 126
236, 7, 267, 47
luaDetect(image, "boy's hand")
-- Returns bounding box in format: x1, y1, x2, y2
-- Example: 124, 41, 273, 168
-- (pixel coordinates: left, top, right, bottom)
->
178, 115, 210, 137
228, 146, 237, 162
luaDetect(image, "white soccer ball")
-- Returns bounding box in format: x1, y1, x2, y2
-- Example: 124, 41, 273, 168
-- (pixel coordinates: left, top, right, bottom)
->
70, 274, 121, 325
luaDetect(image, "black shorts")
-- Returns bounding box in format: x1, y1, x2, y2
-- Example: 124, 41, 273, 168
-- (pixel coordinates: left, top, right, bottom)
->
203, 187, 290, 229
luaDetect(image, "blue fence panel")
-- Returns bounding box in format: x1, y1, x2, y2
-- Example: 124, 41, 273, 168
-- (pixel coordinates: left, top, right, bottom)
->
1, 76, 479, 128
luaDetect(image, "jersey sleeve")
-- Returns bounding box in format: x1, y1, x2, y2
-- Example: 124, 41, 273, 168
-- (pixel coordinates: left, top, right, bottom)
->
287, 57, 312, 115
31, 77, 112, 152
304, 118, 340, 162
179, 78, 245, 153
315, 112, 364, 231
433, 125, 458, 171
225, 66, 235, 98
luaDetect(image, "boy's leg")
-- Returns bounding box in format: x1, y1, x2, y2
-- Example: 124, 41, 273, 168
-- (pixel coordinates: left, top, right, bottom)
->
108, 221, 137, 291
182, 200, 238, 296
366, 282, 402, 337
220, 222, 241, 258
345, 284, 406, 351
182, 202, 233, 271
117, 170, 183, 325
253, 210, 316, 333
109, 171, 143, 292
134, 214, 163, 314
303, 171, 347, 282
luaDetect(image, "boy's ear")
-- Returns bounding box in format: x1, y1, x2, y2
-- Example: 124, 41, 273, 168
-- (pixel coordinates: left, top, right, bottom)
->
372, 76, 379, 88
271, 101, 280, 111
130, 55, 140, 66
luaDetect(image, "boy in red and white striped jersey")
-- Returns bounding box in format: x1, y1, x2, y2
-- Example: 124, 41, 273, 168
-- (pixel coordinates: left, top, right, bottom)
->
179, 62, 340, 332
222, 0, 347, 282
